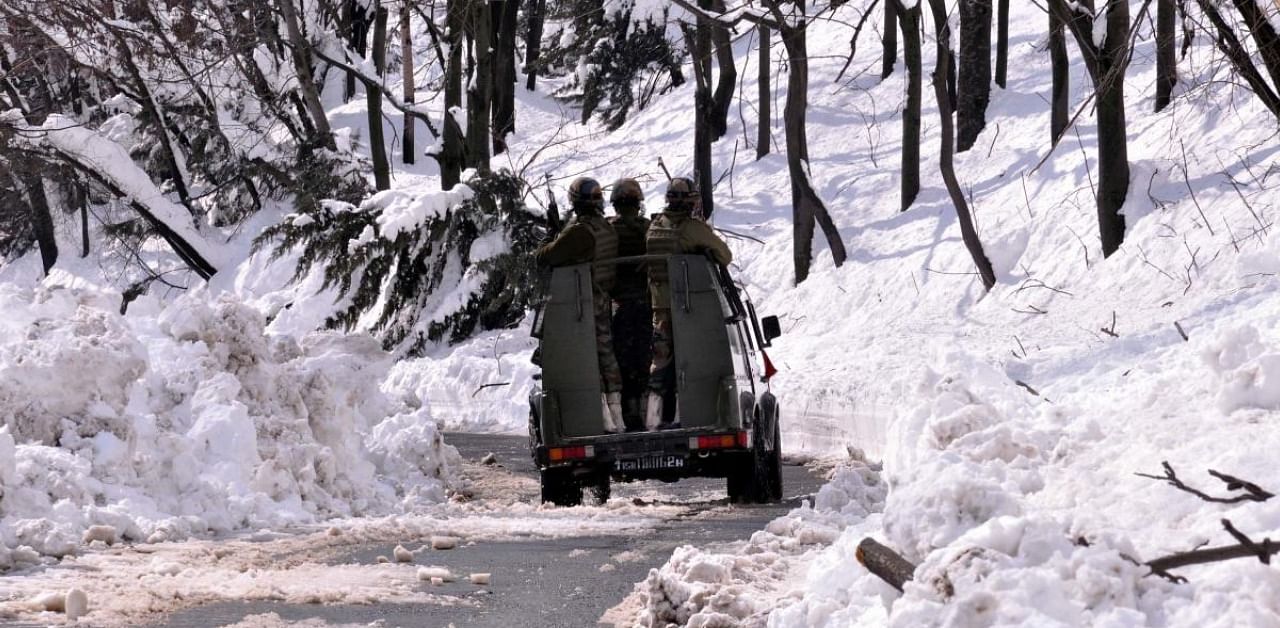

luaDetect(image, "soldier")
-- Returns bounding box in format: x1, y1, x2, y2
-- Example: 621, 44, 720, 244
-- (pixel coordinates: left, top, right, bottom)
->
607, 178, 652, 432
644, 177, 732, 430
535, 177, 625, 434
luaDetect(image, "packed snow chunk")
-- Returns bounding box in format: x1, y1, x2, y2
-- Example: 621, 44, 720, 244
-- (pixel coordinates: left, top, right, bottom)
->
1201, 325, 1280, 413
366, 408, 462, 507
393, 545, 414, 563
81, 525, 117, 546
469, 573, 491, 585
430, 536, 460, 550
64, 588, 88, 620
890, 516, 1155, 627
812, 462, 888, 520
0, 297, 145, 445
29, 590, 65, 613
417, 566, 454, 582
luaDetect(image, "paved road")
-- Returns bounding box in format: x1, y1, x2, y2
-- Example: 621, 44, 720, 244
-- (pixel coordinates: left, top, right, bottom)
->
158, 433, 823, 628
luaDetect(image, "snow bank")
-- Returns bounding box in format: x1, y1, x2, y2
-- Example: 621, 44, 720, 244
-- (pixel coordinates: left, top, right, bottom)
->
0, 281, 460, 570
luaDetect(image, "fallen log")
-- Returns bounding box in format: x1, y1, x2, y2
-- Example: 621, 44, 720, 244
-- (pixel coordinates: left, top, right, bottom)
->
856, 538, 917, 591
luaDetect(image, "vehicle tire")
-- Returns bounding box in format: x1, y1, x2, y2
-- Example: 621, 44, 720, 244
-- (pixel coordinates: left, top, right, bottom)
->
589, 474, 611, 505
726, 465, 751, 503
766, 418, 784, 502
540, 469, 582, 507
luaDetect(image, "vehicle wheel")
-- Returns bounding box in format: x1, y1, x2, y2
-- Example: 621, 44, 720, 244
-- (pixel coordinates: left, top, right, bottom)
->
540, 469, 582, 507
766, 418, 784, 502
728, 418, 783, 504
589, 474, 611, 505
727, 466, 751, 503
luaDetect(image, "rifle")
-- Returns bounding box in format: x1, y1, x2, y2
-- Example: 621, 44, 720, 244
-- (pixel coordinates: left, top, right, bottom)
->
544, 176, 563, 239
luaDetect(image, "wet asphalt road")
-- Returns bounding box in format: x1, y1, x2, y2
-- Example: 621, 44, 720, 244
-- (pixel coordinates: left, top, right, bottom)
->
157, 433, 824, 628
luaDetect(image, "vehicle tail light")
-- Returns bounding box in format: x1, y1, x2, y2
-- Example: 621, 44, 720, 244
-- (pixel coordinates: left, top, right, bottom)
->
689, 432, 749, 450
548, 445, 595, 462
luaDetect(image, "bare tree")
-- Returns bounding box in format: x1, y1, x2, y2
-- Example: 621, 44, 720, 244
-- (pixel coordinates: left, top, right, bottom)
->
757, 24, 772, 159
672, 0, 848, 282
926, 0, 996, 291
1049, 0, 1069, 144
441, 0, 466, 187
368, 4, 391, 190
1155, 0, 1176, 111
882, 0, 898, 79
402, 1, 415, 164
708, 0, 738, 140
957, 0, 992, 153
899, 0, 922, 211
994, 0, 1008, 87
492, 0, 519, 153
277, 0, 336, 150
524, 0, 548, 90
466, 0, 492, 172
1050, 0, 1132, 257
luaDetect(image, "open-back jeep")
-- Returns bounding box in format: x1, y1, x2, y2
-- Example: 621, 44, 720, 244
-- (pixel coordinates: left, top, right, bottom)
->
529, 253, 783, 506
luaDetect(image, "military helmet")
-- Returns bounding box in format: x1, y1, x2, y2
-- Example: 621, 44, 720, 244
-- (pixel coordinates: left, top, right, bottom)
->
665, 177, 700, 212
610, 178, 644, 207
568, 177, 605, 212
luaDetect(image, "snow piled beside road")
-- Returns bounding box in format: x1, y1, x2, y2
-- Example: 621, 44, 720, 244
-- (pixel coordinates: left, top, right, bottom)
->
0, 279, 460, 571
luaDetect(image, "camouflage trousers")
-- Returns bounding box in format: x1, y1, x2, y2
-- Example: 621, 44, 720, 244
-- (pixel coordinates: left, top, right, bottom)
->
594, 291, 623, 394
647, 308, 677, 423
612, 298, 653, 431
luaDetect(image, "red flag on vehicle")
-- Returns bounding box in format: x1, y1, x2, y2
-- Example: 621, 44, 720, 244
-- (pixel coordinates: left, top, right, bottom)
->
762, 350, 778, 381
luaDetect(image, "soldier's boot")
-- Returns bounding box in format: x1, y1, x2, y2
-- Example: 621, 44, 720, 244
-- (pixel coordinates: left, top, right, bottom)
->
603, 392, 624, 434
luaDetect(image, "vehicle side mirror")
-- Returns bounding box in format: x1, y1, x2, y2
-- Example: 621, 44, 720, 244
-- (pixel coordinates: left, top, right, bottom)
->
762, 315, 781, 343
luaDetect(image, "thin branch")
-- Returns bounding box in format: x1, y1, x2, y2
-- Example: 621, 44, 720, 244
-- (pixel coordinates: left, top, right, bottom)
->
1136, 461, 1275, 503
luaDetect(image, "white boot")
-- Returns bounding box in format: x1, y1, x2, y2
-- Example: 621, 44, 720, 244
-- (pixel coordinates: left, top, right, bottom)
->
605, 392, 624, 434
644, 392, 663, 432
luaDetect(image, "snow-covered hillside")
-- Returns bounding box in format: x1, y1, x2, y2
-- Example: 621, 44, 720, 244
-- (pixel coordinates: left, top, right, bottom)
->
1, 0, 1278, 625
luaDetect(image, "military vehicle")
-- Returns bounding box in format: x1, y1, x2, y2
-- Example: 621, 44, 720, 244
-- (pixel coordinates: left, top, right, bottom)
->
528, 253, 783, 506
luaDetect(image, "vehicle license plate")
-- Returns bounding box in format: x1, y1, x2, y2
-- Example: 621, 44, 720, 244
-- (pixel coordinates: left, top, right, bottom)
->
615, 455, 685, 471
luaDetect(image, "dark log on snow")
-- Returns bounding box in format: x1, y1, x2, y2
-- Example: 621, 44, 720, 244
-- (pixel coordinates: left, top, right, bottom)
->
857, 538, 916, 591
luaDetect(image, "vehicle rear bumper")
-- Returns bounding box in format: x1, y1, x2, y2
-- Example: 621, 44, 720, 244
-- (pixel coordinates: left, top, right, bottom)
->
536, 428, 751, 481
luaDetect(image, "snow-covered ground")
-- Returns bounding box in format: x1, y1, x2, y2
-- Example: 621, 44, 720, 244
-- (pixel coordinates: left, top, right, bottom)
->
3, 0, 1280, 625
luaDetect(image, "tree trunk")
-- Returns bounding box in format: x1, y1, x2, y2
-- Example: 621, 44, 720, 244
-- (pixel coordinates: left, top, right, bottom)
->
344, 0, 372, 101
491, 0, 519, 153
466, 0, 493, 172
1194, 0, 1280, 119
1054, 0, 1131, 256
957, 0, 991, 153
1231, 0, 1280, 92
757, 24, 771, 160
899, 1, 922, 211
524, 0, 546, 90
926, 0, 996, 291
708, 0, 737, 141
1049, 0, 1069, 144
78, 185, 89, 258
441, 0, 466, 188
368, 5, 391, 191
20, 172, 57, 275
994, 0, 1008, 88
882, 0, 898, 79
401, 1, 415, 164
277, 0, 336, 150
685, 21, 716, 217
1095, 8, 1130, 258
1155, 0, 1176, 112
776, 13, 847, 284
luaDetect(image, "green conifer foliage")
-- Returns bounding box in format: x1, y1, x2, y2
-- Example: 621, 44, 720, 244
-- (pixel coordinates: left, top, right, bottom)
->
256, 170, 543, 355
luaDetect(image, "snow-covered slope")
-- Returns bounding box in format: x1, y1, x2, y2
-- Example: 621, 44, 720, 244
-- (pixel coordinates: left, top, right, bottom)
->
2, 0, 1278, 624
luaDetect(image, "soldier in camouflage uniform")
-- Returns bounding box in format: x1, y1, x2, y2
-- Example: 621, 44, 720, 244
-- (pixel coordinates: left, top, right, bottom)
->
535, 177, 625, 433
607, 178, 652, 432
644, 177, 733, 430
